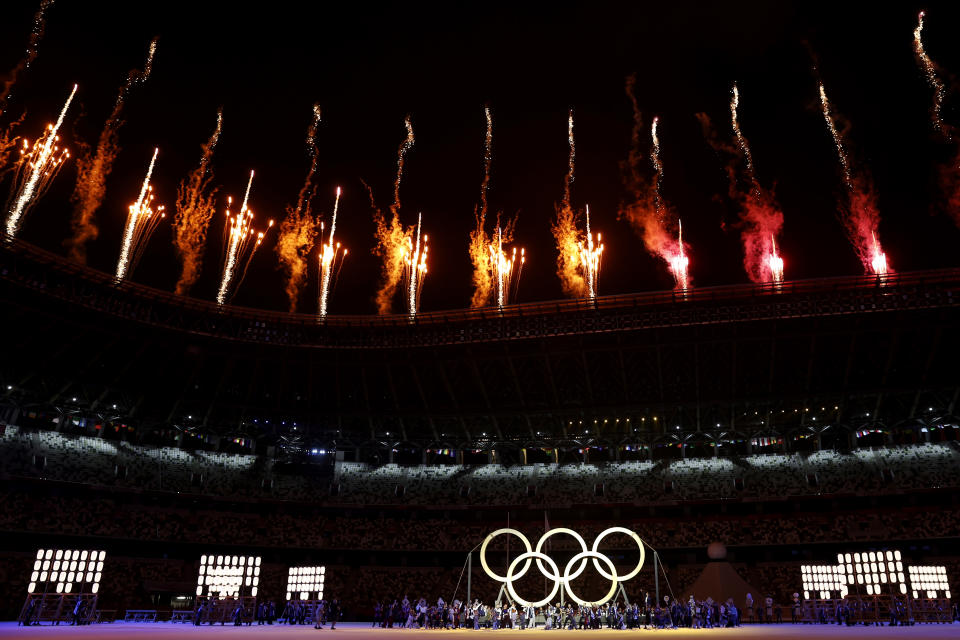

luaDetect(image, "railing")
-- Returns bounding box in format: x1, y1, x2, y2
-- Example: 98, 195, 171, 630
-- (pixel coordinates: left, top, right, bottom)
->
4, 235, 960, 347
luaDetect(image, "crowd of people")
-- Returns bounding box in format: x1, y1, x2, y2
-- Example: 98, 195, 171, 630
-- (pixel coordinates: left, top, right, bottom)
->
2, 426, 958, 507
370, 595, 747, 630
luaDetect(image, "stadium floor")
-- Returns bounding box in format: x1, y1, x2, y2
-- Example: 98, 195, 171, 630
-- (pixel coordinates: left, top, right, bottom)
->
1, 622, 959, 638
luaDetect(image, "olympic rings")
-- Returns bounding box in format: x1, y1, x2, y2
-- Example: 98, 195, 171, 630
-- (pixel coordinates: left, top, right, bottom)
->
534, 528, 588, 580
564, 552, 618, 606
479, 527, 647, 608
480, 529, 532, 582
591, 526, 645, 582
505, 552, 562, 608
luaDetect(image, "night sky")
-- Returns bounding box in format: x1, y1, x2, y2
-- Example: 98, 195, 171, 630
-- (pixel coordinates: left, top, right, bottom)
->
2, 1, 960, 314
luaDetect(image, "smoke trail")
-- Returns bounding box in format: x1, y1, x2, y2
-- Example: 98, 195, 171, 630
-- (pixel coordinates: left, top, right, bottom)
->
914, 11, 948, 139
818, 81, 889, 275
5, 84, 76, 237
617, 76, 688, 289
116, 147, 164, 281
696, 84, 785, 284
469, 106, 494, 307
552, 109, 587, 296
276, 104, 322, 312
372, 117, 415, 314
0, 0, 55, 116
68, 38, 158, 263
173, 110, 222, 295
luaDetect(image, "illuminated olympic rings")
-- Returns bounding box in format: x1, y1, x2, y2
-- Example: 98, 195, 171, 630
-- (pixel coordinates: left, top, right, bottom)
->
479, 527, 647, 607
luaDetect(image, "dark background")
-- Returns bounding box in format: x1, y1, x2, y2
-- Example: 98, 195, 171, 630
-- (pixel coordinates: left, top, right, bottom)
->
2, 0, 960, 314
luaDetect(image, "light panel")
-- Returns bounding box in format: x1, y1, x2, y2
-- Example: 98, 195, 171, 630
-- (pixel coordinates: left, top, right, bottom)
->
908, 565, 951, 599
285, 565, 326, 601
28, 548, 105, 595
196, 554, 261, 598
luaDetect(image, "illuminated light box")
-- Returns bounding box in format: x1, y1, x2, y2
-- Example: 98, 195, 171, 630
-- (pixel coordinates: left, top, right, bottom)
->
797, 550, 949, 599
28, 548, 106, 596
197, 554, 261, 598
908, 566, 951, 600
285, 565, 326, 601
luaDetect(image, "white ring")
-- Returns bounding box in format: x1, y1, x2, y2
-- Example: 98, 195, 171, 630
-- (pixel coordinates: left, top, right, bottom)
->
591, 526, 646, 581
479, 528, 532, 582
505, 552, 562, 608
563, 551, 618, 606
534, 527, 589, 580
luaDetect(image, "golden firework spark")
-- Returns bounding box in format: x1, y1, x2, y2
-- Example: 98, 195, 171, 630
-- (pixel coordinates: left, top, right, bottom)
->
277, 105, 322, 312
403, 212, 428, 315
69, 37, 157, 262
578, 205, 603, 299
216, 171, 273, 305
669, 220, 689, 291
318, 186, 347, 318
488, 224, 525, 307
373, 117, 416, 314
173, 110, 222, 295
5, 83, 76, 237
115, 148, 164, 281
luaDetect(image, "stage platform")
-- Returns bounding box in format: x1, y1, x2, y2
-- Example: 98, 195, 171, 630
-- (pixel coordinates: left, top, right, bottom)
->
1, 622, 958, 639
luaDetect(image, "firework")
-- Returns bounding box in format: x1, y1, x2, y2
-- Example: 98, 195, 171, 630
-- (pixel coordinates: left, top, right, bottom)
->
768, 235, 784, 284
0, 0, 54, 116
488, 224, 525, 307
115, 148, 164, 281
216, 171, 274, 305
914, 11, 948, 138
318, 187, 347, 318
818, 82, 890, 276
696, 84, 785, 284
552, 109, 592, 297
403, 212, 428, 315
276, 105, 322, 312
373, 117, 415, 314
619, 79, 689, 290
4, 84, 76, 238
173, 110, 222, 295
68, 38, 158, 263
469, 107, 495, 307
578, 205, 603, 299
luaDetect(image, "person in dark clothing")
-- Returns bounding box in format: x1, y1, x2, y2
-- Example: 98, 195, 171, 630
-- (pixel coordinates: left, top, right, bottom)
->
328, 598, 340, 629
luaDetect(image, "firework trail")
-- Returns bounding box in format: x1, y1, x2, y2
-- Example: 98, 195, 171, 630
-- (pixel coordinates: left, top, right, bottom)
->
4, 83, 76, 238
618, 77, 688, 290
372, 117, 415, 314
579, 205, 603, 298
552, 109, 589, 296
818, 81, 889, 275
913, 11, 960, 227
469, 106, 494, 307
318, 187, 346, 318
403, 212, 428, 315
216, 170, 274, 305
276, 105, 322, 312
115, 147, 164, 280
0, 0, 54, 116
914, 11, 948, 138
68, 38, 158, 263
696, 84, 785, 284
173, 110, 222, 295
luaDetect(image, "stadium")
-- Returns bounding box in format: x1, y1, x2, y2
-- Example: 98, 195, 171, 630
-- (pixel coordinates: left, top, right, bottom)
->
1, 1, 959, 638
